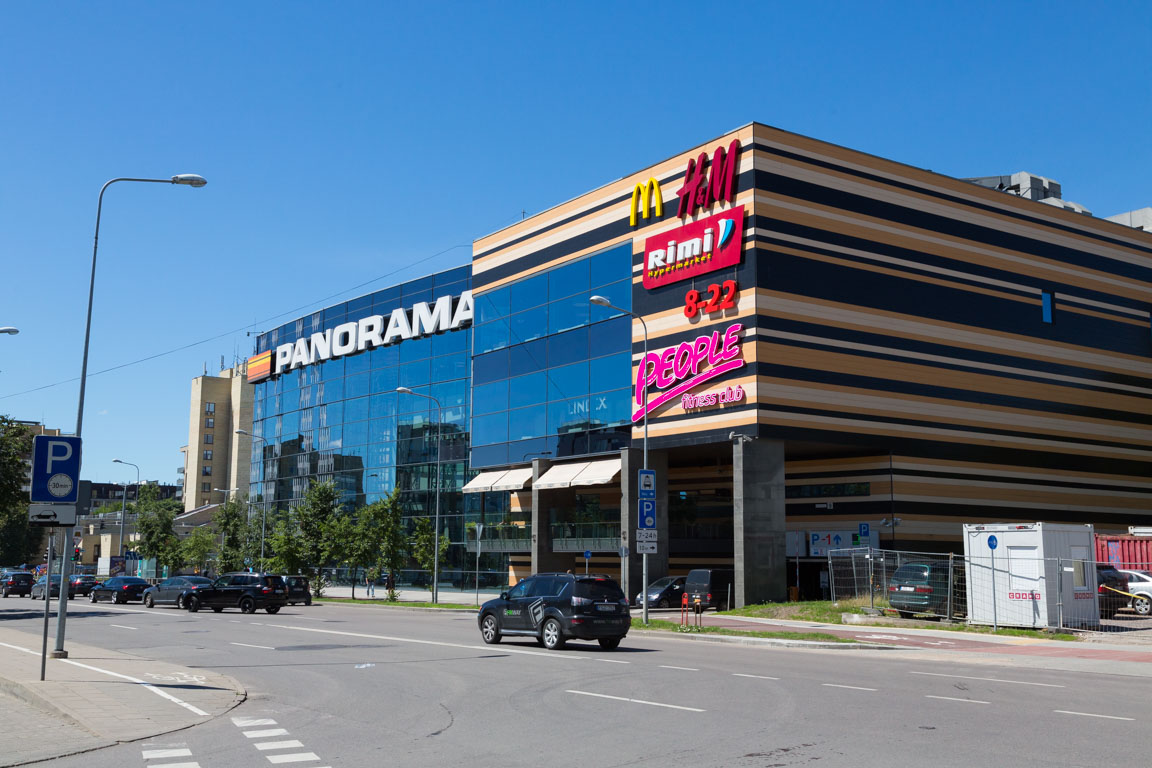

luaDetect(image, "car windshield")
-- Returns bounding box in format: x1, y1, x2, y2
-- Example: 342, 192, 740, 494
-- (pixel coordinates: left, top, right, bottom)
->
214, 576, 231, 587
573, 578, 625, 601
893, 565, 931, 582
648, 577, 677, 589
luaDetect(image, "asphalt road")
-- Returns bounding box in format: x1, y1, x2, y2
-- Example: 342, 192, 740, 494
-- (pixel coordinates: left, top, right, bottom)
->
3, 598, 1146, 768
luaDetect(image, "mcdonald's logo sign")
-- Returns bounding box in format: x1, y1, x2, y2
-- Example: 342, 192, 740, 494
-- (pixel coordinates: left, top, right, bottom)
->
629, 177, 663, 227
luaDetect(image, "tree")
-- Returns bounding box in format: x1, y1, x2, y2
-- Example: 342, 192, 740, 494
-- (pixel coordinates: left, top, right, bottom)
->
0, 416, 36, 566
266, 481, 342, 596
410, 516, 448, 593
344, 492, 399, 600
135, 484, 182, 572
212, 496, 249, 573
181, 526, 216, 574
379, 489, 406, 601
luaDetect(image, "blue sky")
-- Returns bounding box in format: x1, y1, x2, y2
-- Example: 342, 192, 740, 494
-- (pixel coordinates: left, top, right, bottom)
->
1, 2, 1149, 485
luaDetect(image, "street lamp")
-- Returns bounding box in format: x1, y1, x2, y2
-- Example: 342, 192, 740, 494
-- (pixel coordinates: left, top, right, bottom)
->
235, 429, 269, 570
590, 295, 652, 624
396, 386, 444, 604
54, 174, 206, 659
0, 327, 18, 335
112, 459, 139, 558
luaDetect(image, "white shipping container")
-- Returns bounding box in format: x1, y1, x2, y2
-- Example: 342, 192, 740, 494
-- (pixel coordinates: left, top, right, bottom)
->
962, 523, 1098, 629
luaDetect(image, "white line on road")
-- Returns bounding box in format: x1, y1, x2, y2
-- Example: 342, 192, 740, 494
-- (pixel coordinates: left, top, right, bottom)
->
910, 671, 1064, 688
595, 658, 630, 664
231, 642, 276, 650
659, 665, 699, 671
244, 728, 289, 738
925, 695, 989, 705
229, 620, 242, 624
822, 684, 877, 691
1054, 710, 1134, 721
265, 753, 321, 764
733, 673, 780, 680
110, 624, 137, 630
147, 763, 200, 768
233, 717, 278, 727
142, 748, 193, 759
255, 740, 305, 751
60, 660, 209, 716
566, 690, 705, 712
0, 641, 38, 656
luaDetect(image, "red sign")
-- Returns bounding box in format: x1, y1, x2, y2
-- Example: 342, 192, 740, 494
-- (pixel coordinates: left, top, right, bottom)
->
632, 322, 745, 422
677, 139, 741, 219
641, 207, 745, 289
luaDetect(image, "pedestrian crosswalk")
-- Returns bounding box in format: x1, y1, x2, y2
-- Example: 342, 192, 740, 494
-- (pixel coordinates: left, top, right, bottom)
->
141, 743, 198, 768
231, 715, 330, 767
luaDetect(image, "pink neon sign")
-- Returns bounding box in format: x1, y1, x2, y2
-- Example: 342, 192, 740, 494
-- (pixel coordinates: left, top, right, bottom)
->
632, 323, 745, 422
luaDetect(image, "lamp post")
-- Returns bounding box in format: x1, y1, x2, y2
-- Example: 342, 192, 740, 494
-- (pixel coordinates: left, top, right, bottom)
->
396, 387, 444, 604
0, 327, 18, 335
590, 295, 651, 624
235, 430, 269, 570
112, 459, 140, 559
52, 174, 206, 660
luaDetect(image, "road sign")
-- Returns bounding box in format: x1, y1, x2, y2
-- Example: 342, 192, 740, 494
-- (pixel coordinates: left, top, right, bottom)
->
637, 499, 656, 529
988, 535, 998, 551
635, 529, 657, 542
30, 436, 82, 504
859, 523, 870, 539
618, 545, 629, 558
636, 542, 657, 554
28, 504, 77, 527
584, 550, 591, 560
637, 469, 655, 500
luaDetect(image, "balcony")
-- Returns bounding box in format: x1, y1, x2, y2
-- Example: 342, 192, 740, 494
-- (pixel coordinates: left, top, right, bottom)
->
465, 524, 531, 553
551, 522, 620, 553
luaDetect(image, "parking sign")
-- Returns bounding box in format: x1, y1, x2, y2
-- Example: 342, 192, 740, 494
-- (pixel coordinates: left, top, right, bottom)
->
30, 435, 82, 504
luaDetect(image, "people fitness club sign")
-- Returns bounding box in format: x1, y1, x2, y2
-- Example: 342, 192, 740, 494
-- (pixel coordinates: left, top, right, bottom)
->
632, 323, 745, 422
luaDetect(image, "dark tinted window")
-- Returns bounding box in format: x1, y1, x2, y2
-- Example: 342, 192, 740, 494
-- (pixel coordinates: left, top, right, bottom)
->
507, 579, 532, 599
528, 578, 565, 597
263, 576, 286, 588
123, 577, 149, 585
573, 578, 624, 601
893, 565, 930, 582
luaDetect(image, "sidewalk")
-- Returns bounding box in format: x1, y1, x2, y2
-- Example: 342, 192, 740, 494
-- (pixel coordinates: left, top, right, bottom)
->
0, 626, 245, 767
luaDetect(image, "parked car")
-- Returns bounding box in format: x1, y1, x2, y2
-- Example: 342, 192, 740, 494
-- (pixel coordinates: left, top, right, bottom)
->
31, 575, 76, 600
1116, 568, 1152, 616
284, 576, 311, 606
684, 568, 735, 611
185, 573, 288, 614
142, 576, 213, 608
477, 573, 630, 650
2, 572, 34, 598
888, 562, 965, 619
89, 576, 151, 604
634, 575, 686, 608
1096, 564, 1130, 619
70, 574, 98, 596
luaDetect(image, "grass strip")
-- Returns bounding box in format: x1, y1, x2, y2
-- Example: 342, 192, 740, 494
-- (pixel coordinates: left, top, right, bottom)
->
639, 618, 856, 643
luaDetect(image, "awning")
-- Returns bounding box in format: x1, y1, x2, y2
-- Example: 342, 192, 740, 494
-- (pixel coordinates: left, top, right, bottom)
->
490, 467, 534, 492
534, 461, 590, 489
570, 457, 622, 487
462, 470, 510, 494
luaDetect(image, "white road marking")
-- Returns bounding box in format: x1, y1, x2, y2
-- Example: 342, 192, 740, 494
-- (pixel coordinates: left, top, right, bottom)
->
822, 684, 877, 691
250, 622, 264, 625
659, 665, 699, 671
147, 763, 200, 768
255, 740, 305, 751
265, 753, 321, 764
110, 624, 137, 630
1054, 710, 1134, 721
244, 729, 289, 738
595, 658, 630, 664
142, 748, 192, 759
231, 642, 276, 650
233, 717, 278, 727
60, 660, 208, 716
567, 690, 705, 712
910, 671, 1064, 688
733, 673, 780, 680
230, 620, 242, 624
925, 695, 990, 704
0, 641, 38, 655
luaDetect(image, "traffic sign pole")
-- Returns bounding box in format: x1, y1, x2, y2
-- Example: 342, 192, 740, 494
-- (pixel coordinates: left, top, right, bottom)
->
40, 531, 54, 680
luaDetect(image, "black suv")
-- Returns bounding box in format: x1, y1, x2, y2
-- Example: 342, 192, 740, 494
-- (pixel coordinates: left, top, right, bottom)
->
2, 572, 33, 598
478, 573, 631, 650
1096, 564, 1128, 619
186, 572, 288, 614
284, 576, 311, 606
90, 576, 150, 603
70, 574, 98, 596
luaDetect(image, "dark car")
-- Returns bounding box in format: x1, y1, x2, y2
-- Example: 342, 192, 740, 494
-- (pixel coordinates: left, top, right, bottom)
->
1096, 564, 1128, 620
684, 568, 735, 611
2, 572, 34, 598
89, 576, 151, 604
284, 576, 311, 606
31, 575, 77, 600
70, 574, 98, 596
142, 576, 213, 609
477, 573, 630, 651
185, 573, 288, 614
634, 576, 687, 608
888, 562, 964, 619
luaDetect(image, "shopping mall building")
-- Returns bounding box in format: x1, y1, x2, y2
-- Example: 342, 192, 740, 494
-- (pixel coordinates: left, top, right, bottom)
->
245, 122, 1152, 604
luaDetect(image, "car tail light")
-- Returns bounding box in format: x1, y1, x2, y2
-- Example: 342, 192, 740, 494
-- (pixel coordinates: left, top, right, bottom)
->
1098, 584, 1109, 594
914, 586, 933, 593
262, 587, 272, 594
707, 593, 712, 602
123, 585, 130, 590
571, 618, 584, 624
571, 596, 592, 606
888, 585, 897, 592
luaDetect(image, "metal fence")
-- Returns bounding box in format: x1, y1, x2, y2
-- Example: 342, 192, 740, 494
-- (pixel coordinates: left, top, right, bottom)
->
827, 547, 1152, 634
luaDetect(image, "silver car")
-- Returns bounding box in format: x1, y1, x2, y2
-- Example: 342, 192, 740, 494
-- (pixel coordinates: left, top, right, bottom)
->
1116, 569, 1152, 616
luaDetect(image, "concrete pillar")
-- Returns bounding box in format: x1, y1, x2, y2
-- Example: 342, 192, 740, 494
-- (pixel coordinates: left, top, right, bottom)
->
619, 447, 668, 600
530, 457, 569, 574
733, 438, 787, 606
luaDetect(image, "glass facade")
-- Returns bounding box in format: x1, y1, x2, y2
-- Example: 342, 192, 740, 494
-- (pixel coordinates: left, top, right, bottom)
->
469, 243, 633, 468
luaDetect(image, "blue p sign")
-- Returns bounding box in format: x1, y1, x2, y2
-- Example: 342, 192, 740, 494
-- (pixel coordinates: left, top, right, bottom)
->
30, 435, 82, 504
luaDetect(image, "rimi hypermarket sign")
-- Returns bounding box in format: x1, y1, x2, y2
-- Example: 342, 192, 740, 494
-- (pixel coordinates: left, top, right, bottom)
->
248, 291, 473, 383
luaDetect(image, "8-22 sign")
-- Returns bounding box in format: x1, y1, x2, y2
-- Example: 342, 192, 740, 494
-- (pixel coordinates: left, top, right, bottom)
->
684, 280, 738, 319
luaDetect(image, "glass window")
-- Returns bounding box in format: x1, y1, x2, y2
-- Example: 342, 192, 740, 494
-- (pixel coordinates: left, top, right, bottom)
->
204, 433, 213, 445
508, 339, 547, 377
472, 348, 509, 386
591, 242, 633, 288
589, 315, 630, 356
548, 294, 590, 335
345, 372, 369, 398
205, 417, 214, 428
589, 351, 631, 393
432, 378, 467, 408
203, 449, 213, 461
547, 259, 589, 301
399, 335, 431, 362
508, 404, 547, 441
507, 578, 533, 599
345, 396, 369, 423
370, 366, 399, 394
588, 279, 630, 321
344, 420, 369, 447
547, 327, 589, 368
509, 274, 548, 311
399, 359, 431, 388
320, 357, 345, 380
202, 465, 212, 476
371, 344, 399, 369
281, 368, 300, 392
320, 378, 344, 404
205, 402, 216, 414
402, 275, 434, 299
372, 285, 401, 312
431, 352, 467, 383
509, 370, 547, 409
346, 294, 372, 315
473, 380, 508, 415
589, 388, 631, 428
509, 304, 547, 345
470, 442, 508, 469
323, 402, 344, 426
431, 328, 469, 357
282, 410, 301, 438
547, 360, 588, 402
369, 416, 397, 445
435, 265, 470, 287
472, 412, 508, 446
548, 396, 590, 435
345, 351, 371, 375
475, 287, 509, 325
474, 319, 509, 354
281, 386, 300, 413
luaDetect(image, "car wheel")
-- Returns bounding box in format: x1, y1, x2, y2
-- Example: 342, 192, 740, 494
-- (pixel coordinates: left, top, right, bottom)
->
2, 590, 8, 598
266, 606, 280, 614
211, 606, 223, 613
1133, 595, 1151, 616
89, 592, 98, 603
897, 610, 914, 619
176, 595, 184, 609
187, 596, 201, 613
239, 597, 256, 614
598, 637, 622, 650
114, 594, 125, 604
657, 598, 669, 609
144, 594, 154, 608
541, 618, 565, 650
480, 614, 501, 644
305, 597, 312, 606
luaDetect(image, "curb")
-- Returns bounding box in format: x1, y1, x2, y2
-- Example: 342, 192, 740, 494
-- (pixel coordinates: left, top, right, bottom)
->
0, 676, 95, 732
628, 629, 900, 650
313, 600, 478, 614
